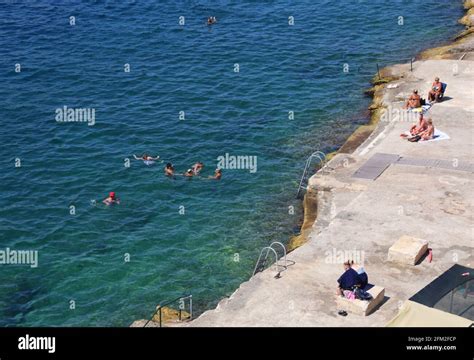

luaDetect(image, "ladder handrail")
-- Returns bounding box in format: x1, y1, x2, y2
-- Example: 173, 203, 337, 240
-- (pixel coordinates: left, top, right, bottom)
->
268, 241, 287, 270
296, 151, 327, 198
253, 242, 287, 276
144, 294, 193, 328
253, 247, 279, 276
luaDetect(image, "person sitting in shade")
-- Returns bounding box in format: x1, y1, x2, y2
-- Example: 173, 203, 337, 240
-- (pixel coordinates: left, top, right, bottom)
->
403, 89, 421, 109
428, 77, 443, 103
336, 260, 363, 296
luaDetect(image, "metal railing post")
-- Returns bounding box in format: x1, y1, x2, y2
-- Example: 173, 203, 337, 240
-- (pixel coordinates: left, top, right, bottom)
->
189, 295, 193, 320
269, 242, 287, 270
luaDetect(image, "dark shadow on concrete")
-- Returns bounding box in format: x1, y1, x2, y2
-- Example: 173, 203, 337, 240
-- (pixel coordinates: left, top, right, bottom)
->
439, 96, 453, 102
415, 248, 431, 266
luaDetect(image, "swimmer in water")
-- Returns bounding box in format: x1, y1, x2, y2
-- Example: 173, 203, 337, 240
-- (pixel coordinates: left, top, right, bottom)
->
103, 192, 120, 206
209, 168, 222, 180
207, 16, 217, 25
184, 169, 194, 177
192, 162, 204, 175
164, 163, 175, 176
133, 153, 160, 162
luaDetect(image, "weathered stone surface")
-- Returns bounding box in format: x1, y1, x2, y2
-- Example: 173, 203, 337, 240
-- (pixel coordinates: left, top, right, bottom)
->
459, 12, 474, 27
388, 236, 428, 266
335, 286, 385, 316
129, 319, 160, 327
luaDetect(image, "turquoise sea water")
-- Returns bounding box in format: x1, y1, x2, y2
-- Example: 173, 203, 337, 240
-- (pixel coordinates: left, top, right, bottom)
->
0, 1, 463, 326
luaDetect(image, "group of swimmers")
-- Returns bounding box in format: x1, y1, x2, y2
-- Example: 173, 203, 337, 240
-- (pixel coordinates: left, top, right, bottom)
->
164, 161, 222, 180
102, 155, 222, 205
403, 77, 444, 110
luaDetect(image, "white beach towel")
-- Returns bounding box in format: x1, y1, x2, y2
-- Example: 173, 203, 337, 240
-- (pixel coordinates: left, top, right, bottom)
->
401, 129, 450, 143
419, 129, 450, 143
407, 104, 431, 114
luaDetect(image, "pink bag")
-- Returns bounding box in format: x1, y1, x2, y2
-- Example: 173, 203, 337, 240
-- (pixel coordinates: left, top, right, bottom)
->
343, 290, 356, 300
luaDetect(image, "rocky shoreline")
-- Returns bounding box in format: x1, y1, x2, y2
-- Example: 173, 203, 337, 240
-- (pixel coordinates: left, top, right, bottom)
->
132, 1, 474, 327
288, 0, 474, 252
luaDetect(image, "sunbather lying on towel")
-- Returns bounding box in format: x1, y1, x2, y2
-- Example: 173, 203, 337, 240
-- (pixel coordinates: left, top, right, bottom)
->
400, 113, 427, 138
403, 89, 421, 109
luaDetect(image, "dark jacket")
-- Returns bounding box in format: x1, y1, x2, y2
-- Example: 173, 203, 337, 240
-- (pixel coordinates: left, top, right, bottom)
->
337, 268, 361, 290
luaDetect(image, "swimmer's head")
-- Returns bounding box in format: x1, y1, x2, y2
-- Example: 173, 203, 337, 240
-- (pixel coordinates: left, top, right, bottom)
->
109, 192, 116, 199
216, 169, 222, 173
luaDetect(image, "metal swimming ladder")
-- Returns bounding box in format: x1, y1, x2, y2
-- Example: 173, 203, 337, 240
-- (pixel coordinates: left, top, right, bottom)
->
143, 294, 193, 327
253, 241, 287, 277
296, 151, 326, 199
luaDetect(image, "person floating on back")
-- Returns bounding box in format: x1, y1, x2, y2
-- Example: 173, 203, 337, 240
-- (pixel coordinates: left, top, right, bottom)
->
192, 162, 204, 175
403, 89, 421, 109
428, 77, 443, 103
133, 153, 160, 162
103, 192, 120, 206
164, 163, 175, 176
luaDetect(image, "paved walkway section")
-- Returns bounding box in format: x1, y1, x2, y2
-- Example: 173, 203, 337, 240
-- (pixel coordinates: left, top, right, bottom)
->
183, 58, 473, 327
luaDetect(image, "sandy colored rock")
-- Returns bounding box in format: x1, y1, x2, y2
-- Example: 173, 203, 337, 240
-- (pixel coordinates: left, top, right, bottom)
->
388, 236, 429, 266
288, 189, 318, 252
335, 286, 385, 316
465, 0, 474, 9
152, 306, 191, 324
459, 8, 474, 26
